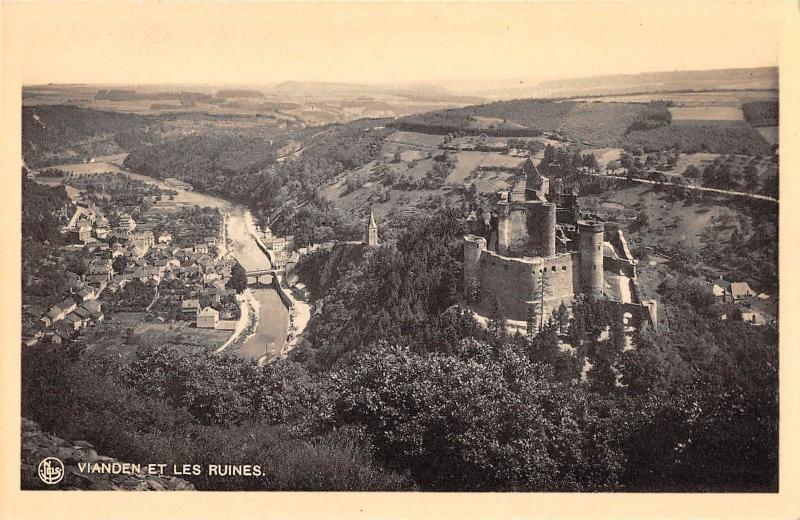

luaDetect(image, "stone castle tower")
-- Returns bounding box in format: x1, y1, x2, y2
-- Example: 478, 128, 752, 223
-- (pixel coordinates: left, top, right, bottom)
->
365, 209, 379, 246
578, 220, 605, 297
462, 156, 656, 330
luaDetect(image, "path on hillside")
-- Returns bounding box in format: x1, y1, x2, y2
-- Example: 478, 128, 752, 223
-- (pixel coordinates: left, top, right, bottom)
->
589, 173, 778, 203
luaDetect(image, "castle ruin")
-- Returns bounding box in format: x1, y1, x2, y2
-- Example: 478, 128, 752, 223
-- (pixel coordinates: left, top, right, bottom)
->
464, 158, 657, 329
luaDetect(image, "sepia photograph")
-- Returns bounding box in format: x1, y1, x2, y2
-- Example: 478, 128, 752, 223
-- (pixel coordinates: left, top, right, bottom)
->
1, 1, 798, 517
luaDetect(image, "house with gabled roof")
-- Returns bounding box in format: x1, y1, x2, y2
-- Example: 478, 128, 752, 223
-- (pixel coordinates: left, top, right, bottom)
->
181, 299, 201, 320
196, 307, 219, 329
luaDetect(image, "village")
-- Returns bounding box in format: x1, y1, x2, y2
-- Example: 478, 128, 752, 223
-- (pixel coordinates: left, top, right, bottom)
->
22, 184, 240, 348
21, 163, 343, 363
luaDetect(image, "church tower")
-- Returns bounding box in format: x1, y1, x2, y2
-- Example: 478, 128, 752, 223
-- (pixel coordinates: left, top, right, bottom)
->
365, 209, 379, 246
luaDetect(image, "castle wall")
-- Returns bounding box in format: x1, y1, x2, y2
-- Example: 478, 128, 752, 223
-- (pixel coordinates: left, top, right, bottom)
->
604, 257, 637, 278
497, 205, 530, 256
604, 228, 637, 278
473, 250, 577, 321
497, 201, 556, 258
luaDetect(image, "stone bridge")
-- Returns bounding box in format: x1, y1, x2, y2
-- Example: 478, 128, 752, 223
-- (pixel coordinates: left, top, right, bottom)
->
246, 269, 276, 288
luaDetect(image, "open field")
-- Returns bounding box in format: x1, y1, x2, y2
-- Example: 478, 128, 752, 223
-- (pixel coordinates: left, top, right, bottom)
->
669, 106, 745, 127
450, 151, 524, 179
384, 131, 444, 148
584, 147, 622, 169
323, 135, 526, 218
468, 116, 527, 130
78, 312, 229, 360
47, 153, 130, 174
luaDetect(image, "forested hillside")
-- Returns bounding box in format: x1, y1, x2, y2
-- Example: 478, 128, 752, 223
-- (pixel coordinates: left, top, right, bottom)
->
123, 133, 289, 191
22, 105, 164, 167
124, 118, 393, 245
394, 99, 772, 153
393, 99, 641, 144
21, 174, 73, 308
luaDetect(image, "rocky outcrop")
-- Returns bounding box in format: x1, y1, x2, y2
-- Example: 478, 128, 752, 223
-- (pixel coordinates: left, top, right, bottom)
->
21, 418, 194, 490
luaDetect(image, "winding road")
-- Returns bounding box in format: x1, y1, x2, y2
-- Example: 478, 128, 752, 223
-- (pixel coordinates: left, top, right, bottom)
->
590, 172, 778, 203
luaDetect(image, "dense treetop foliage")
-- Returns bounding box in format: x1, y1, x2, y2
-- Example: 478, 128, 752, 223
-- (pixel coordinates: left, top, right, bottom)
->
300, 210, 465, 367
621, 125, 771, 155
742, 100, 779, 127
21, 174, 71, 246
21, 174, 74, 309
22, 105, 164, 167
20, 205, 778, 491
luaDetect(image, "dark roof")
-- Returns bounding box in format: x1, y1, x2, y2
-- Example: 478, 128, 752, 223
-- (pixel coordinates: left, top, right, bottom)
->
57, 298, 76, 311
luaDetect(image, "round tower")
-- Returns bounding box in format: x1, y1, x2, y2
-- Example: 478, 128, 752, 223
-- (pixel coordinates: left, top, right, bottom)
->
464, 235, 487, 302
540, 202, 557, 257
578, 220, 604, 297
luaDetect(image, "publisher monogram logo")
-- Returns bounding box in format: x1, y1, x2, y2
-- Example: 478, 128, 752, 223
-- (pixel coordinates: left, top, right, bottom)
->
38, 457, 65, 485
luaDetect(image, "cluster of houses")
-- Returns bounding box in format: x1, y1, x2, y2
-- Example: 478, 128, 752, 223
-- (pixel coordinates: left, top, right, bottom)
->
260, 227, 301, 271
23, 197, 236, 346
63, 203, 111, 243
29, 298, 104, 346
710, 277, 777, 326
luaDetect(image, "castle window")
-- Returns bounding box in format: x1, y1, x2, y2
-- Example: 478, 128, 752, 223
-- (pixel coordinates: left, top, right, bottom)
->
551, 266, 556, 272
562, 266, 567, 271
597, 245, 601, 251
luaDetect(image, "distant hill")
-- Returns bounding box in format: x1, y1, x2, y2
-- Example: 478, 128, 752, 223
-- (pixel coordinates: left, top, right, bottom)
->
462, 67, 778, 100
216, 89, 265, 98
270, 81, 485, 104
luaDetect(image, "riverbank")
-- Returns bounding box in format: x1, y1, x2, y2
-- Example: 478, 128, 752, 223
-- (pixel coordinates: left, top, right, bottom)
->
273, 275, 311, 358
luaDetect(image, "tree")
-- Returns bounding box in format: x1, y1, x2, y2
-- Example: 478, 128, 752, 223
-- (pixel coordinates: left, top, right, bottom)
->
525, 301, 539, 340
582, 153, 599, 173
553, 303, 569, 336
228, 262, 248, 294
327, 343, 626, 491
743, 165, 759, 190
112, 255, 129, 274
632, 211, 649, 232
619, 152, 634, 170
487, 296, 506, 339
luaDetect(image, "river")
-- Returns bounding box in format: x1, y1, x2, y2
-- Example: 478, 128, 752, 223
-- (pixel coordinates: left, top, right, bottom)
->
46, 153, 290, 362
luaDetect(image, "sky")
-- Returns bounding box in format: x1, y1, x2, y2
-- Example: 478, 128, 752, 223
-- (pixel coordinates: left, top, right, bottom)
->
4, 1, 782, 87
